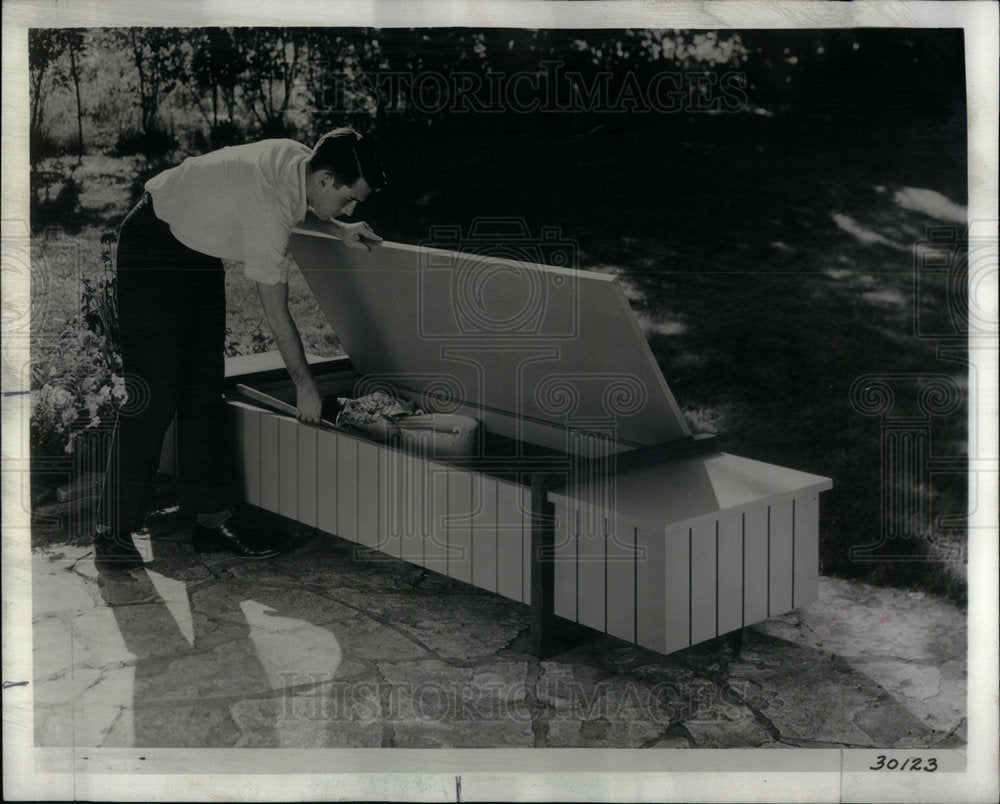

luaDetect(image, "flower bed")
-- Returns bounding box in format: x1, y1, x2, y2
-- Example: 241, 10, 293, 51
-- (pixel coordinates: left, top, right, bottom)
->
30, 232, 123, 458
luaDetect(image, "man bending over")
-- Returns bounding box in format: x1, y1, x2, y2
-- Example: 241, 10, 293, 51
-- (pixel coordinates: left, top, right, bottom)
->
95, 128, 385, 568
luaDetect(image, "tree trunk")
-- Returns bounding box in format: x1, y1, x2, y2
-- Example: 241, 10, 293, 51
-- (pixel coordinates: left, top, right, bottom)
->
30, 68, 47, 139
69, 45, 84, 162
131, 32, 149, 134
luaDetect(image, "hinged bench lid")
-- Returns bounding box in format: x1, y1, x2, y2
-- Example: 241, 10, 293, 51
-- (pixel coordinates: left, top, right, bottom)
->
289, 226, 691, 450
548, 452, 833, 533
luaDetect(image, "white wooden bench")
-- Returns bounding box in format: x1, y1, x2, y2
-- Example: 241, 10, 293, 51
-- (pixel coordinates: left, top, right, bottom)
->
224, 226, 832, 657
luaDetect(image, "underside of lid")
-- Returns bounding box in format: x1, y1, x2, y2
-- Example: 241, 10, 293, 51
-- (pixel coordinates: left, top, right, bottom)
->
289, 228, 691, 452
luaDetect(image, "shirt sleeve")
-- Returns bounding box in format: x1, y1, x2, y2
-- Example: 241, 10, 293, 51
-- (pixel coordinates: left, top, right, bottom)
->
240, 216, 292, 285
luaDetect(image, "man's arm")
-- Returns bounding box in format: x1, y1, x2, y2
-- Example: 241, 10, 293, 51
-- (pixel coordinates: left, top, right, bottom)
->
303, 210, 383, 251
256, 280, 322, 422
303, 208, 344, 236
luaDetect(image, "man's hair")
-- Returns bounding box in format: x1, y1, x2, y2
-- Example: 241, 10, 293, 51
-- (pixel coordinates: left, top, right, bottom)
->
309, 127, 386, 190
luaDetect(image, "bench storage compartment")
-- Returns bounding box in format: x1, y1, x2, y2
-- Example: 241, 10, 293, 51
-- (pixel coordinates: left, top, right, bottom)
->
224, 227, 833, 657
233, 391, 535, 604
549, 454, 830, 654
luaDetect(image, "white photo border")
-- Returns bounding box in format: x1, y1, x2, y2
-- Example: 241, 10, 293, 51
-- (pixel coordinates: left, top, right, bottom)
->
2, 1, 997, 801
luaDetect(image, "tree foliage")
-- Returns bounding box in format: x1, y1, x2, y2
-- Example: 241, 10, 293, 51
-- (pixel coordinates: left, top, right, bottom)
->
116, 28, 189, 137
28, 29, 67, 157
27, 26, 965, 164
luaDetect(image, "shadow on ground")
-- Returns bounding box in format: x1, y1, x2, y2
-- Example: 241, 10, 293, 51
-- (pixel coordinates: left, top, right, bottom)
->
31, 511, 966, 750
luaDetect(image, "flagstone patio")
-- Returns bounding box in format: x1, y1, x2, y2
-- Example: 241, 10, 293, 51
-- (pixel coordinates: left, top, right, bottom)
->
29, 509, 967, 750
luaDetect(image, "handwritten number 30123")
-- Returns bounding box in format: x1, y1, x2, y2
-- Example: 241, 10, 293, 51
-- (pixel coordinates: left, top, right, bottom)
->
869, 756, 938, 772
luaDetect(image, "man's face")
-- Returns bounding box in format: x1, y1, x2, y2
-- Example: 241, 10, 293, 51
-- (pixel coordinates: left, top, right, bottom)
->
309, 173, 372, 221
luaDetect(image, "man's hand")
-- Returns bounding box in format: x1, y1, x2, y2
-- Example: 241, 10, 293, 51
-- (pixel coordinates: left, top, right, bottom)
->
296, 378, 323, 423
256, 280, 321, 422
339, 221, 383, 251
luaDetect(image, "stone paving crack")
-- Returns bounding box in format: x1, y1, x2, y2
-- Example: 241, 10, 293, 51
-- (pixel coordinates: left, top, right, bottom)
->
522, 649, 548, 748
372, 662, 395, 748
675, 644, 790, 745
295, 581, 446, 664
98, 706, 128, 747
848, 653, 959, 667
927, 716, 966, 747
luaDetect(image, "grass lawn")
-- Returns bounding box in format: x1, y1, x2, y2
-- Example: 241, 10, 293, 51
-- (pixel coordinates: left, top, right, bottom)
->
31, 155, 344, 358
29, 129, 969, 603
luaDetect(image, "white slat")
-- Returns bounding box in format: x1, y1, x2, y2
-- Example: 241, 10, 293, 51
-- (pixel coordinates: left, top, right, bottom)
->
316, 430, 338, 534
259, 414, 280, 513
496, 479, 524, 602
662, 527, 690, 654
241, 408, 261, 507
279, 418, 298, 520
447, 469, 473, 584
378, 446, 401, 558
690, 521, 717, 645
425, 464, 449, 575
357, 439, 380, 549
577, 511, 605, 634
606, 515, 636, 643
793, 494, 820, 608
769, 499, 794, 616
553, 503, 576, 620
398, 450, 426, 565
635, 525, 666, 653
743, 508, 768, 625
297, 426, 318, 528
472, 475, 498, 593
336, 431, 358, 542
522, 486, 533, 605
717, 514, 743, 635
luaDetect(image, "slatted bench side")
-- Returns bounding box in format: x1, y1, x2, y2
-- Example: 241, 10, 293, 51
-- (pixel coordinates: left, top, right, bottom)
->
232, 401, 536, 603
551, 490, 824, 652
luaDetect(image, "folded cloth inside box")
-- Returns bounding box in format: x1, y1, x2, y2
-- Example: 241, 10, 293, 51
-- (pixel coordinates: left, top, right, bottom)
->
335, 391, 479, 456
337, 391, 420, 424
335, 391, 421, 442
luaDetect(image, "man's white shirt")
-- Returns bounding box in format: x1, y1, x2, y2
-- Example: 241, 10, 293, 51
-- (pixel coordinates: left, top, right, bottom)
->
144, 139, 310, 285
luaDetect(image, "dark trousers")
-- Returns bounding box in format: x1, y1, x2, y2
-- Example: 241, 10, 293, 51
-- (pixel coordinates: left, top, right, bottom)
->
98, 194, 238, 535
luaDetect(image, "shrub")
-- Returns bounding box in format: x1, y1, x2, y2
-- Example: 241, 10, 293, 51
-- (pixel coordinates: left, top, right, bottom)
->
31, 331, 125, 456
224, 321, 274, 356
30, 172, 83, 234
30, 232, 124, 457
113, 127, 178, 160
30, 130, 64, 163
81, 232, 121, 357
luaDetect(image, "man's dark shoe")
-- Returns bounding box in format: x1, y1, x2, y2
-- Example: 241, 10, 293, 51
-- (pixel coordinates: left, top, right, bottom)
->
94, 531, 145, 571
191, 519, 280, 559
